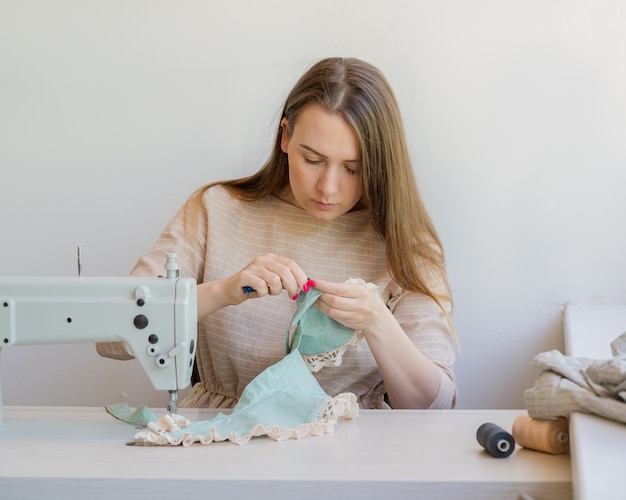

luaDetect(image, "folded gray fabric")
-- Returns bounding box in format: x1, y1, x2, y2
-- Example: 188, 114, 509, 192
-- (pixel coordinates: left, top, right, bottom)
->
585, 355, 626, 401
524, 332, 626, 424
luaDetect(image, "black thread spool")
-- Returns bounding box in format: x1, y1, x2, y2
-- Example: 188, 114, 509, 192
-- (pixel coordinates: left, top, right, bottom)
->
476, 422, 515, 458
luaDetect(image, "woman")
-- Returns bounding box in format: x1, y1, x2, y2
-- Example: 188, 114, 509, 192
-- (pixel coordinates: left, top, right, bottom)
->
98, 57, 457, 410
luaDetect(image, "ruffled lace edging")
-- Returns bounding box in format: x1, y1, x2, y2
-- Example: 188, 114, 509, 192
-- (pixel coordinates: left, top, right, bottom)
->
303, 330, 363, 372
132, 392, 359, 447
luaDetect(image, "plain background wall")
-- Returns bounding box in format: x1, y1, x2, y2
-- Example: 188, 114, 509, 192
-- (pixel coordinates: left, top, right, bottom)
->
1, 0, 625, 410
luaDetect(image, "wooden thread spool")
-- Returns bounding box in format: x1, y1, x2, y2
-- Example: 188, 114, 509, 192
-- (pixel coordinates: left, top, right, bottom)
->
512, 413, 569, 455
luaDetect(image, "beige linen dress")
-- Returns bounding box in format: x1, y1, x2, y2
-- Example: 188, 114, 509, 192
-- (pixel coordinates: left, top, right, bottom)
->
98, 185, 457, 409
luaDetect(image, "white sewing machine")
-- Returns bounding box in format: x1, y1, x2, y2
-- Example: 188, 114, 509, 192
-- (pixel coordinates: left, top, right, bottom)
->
0, 254, 197, 423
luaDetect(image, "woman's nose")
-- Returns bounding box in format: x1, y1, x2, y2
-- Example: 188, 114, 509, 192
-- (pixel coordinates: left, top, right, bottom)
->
317, 167, 339, 195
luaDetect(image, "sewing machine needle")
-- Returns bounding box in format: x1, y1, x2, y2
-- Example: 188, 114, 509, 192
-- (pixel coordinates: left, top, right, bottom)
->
168, 390, 178, 415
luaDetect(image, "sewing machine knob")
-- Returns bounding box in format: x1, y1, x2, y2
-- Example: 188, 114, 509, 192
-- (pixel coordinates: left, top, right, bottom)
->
146, 345, 160, 356
133, 314, 149, 329
156, 354, 170, 368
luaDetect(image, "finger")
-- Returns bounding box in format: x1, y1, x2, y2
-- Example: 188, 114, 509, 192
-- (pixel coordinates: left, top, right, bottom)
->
241, 254, 309, 299
240, 272, 285, 298
266, 276, 283, 296
312, 279, 358, 297
263, 256, 308, 298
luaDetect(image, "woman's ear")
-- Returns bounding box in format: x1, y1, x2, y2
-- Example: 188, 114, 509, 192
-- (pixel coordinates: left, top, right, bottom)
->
280, 118, 290, 153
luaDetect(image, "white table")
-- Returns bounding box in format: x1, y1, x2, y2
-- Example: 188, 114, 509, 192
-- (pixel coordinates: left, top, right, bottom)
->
563, 304, 626, 500
0, 406, 571, 499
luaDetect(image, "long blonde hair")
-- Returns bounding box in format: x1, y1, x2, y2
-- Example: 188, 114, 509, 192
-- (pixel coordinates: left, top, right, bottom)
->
187, 57, 452, 308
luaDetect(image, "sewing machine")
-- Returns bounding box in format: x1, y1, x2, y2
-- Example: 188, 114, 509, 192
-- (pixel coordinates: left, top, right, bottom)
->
0, 254, 197, 423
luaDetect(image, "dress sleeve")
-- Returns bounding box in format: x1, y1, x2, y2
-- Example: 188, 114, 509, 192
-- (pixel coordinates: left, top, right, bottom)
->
386, 285, 458, 409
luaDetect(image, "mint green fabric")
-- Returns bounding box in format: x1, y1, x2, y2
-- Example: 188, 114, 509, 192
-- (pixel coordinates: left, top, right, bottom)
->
106, 403, 158, 426
125, 287, 360, 445
287, 288, 356, 356
166, 350, 330, 443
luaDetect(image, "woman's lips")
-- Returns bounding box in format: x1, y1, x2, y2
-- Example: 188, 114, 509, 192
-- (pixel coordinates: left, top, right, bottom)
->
314, 200, 335, 210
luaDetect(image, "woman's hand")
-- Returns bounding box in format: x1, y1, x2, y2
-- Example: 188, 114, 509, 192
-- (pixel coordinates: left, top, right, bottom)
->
312, 278, 442, 409
197, 253, 309, 318
231, 253, 309, 302
311, 279, 388, 335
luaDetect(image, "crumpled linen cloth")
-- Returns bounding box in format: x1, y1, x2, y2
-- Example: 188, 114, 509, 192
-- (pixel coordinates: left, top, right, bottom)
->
524, 332, 626, 424
110, 283, 371, 446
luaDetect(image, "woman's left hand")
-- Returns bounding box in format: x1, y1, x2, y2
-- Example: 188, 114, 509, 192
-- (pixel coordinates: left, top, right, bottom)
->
313, 278, 445, 409
311, 279, 387, 334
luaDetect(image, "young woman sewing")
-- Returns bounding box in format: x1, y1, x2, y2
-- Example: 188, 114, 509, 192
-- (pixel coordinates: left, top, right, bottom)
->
98, 57, 457, 410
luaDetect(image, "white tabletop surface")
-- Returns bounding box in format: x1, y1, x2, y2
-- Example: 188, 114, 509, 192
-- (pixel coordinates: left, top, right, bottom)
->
0, 406, 571, 500
563, 303, 626, 500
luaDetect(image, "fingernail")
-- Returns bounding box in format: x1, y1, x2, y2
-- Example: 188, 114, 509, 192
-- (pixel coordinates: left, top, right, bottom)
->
292, 294, 299, 301
306, 279, 316, 288
302, 283, 310, 293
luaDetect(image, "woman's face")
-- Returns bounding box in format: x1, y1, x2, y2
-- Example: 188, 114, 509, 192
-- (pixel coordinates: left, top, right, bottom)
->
279, 104, 362, 222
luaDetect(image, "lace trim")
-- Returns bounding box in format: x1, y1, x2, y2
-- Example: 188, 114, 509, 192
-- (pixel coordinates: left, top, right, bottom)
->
132, 392, 359, 446
300, 278, 376, 373
303, 330, 364, 373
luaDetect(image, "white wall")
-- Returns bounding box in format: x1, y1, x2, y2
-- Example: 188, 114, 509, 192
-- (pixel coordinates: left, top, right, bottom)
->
1, 0, 625, 410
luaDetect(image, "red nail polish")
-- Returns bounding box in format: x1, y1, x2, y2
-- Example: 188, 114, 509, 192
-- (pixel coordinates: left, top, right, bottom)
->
306, 279, 316, 288
302, 283, 309, 293
292, 294, 298, 301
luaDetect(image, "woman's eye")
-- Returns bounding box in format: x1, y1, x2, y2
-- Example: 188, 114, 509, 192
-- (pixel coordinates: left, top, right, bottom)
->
345, 166, 358, 175
304, 157, 322, 165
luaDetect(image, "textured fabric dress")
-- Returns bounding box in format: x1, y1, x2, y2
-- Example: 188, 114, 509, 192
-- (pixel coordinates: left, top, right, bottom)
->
97, 185, 457, 409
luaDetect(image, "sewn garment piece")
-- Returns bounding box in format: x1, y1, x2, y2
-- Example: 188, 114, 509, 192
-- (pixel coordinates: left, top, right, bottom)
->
524, 332, 626, 424
130, 286, 361, 446
289, 281, 376, 372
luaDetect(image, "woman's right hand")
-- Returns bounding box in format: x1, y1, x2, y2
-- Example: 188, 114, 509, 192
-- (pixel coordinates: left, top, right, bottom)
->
196, 253, 309, 319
